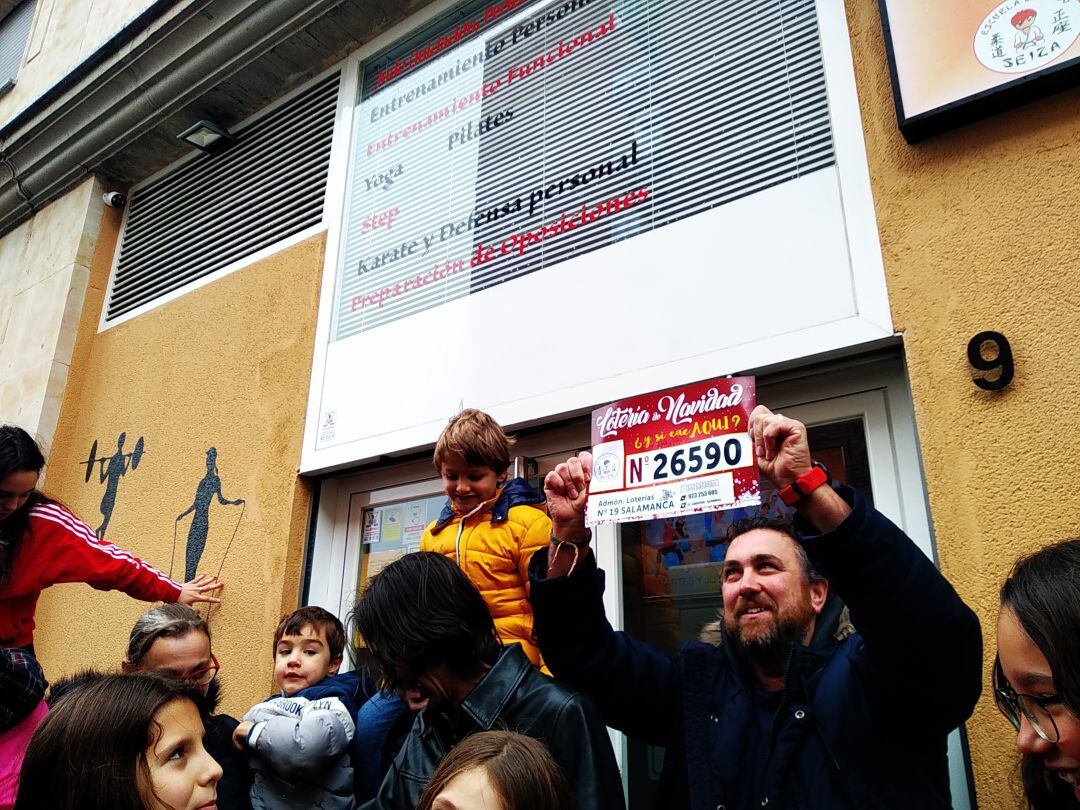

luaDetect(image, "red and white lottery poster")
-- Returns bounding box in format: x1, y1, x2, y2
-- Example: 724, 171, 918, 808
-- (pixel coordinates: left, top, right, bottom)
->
586, 377, 760, 526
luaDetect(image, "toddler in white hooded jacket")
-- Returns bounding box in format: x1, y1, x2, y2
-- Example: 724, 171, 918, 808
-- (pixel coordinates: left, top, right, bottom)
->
234, 607, 359, 810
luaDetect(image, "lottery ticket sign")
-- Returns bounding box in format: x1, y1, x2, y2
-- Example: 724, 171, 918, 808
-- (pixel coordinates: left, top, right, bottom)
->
586, 377, 760, 526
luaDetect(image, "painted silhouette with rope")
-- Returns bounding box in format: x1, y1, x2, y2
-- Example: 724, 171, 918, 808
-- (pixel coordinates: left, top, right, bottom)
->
174, 448, 245, 581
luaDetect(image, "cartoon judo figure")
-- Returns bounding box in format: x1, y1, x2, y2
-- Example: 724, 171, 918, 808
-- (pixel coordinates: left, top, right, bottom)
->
175, 448, 245, 581
1013, 8, 1044, 50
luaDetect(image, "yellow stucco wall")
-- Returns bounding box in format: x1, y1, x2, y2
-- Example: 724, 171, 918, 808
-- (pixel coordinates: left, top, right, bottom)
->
35, 201, 325, 716
847, 0, 1080, 806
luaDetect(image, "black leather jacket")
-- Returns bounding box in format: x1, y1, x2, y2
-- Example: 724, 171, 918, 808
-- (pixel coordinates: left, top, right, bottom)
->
360, 645, 625, 809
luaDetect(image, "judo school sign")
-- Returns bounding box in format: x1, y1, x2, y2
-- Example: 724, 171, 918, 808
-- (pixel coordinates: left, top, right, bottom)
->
586, 377, 760, 526
975, 0, 1080, 73
879, 0, 1080, 141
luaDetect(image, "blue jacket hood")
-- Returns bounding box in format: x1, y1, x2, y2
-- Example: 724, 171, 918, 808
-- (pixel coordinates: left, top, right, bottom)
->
272, 670, 363, 717
432, 477, 545, 532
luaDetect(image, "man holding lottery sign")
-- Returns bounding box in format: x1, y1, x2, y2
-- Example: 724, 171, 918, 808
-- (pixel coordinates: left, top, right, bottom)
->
528, 404, 982, 810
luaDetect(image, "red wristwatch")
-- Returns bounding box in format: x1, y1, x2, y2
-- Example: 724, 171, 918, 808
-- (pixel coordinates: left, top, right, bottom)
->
777, 463, 829, 506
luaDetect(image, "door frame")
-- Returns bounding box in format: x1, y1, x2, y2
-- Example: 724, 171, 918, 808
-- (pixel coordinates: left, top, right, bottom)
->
305, 352, 972, 809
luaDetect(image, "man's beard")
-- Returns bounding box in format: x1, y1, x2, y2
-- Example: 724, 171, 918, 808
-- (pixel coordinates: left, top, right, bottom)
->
725, 600, 815, 670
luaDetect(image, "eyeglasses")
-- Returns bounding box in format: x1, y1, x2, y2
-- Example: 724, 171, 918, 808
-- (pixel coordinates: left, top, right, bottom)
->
177, 654, 220, 688
993, 661, 1061, 744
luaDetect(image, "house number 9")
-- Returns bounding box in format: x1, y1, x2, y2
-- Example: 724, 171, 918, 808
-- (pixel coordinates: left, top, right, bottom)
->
967, 331, 1014, 391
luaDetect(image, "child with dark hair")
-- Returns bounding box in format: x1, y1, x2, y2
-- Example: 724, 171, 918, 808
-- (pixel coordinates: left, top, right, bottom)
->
0, 424, 222, 652
234, 606, 360, 810
421, 409, 550, 668
13, 671, 221, 810
353, 552, 623, 810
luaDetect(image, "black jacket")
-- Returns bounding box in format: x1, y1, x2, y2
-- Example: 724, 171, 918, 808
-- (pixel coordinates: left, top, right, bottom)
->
530, 486, 983, 810
205, 711, 254, 810
360, 645, 625, 809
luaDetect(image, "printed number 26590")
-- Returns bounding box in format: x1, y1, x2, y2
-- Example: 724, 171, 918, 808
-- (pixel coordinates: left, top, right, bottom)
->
653, 439, 742, 480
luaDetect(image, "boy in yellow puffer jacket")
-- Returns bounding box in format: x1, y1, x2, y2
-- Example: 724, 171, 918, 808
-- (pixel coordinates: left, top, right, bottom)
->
420, 409, 550, 668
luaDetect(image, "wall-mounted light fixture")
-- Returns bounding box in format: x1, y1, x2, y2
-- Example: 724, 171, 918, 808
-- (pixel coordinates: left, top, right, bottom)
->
177, 119, 233, 151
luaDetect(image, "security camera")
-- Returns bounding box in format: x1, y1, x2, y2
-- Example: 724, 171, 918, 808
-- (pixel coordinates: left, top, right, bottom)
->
102, 192, 126, 209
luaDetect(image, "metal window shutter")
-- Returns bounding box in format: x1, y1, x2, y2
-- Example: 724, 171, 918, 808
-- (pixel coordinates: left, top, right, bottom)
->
106, 71, 341, 321
335, 0, 836, 338
0, 0, 34, 88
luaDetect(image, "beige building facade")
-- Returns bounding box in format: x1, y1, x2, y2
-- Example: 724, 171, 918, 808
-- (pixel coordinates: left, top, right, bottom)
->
2, 0, 1078, 806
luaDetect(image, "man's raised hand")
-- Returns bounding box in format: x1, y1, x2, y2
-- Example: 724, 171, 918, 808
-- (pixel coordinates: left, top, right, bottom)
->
748, 405, 813, 490
544, 451, 592, 540
749, 404, 851, 531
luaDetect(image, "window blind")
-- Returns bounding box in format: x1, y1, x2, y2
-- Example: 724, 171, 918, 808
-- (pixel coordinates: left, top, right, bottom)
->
0, 0, 34, 90
335, 0, 834, 339
106, 72, 340, 321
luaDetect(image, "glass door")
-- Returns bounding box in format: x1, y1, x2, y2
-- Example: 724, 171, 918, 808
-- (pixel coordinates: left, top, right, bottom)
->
305, 417, 630, 770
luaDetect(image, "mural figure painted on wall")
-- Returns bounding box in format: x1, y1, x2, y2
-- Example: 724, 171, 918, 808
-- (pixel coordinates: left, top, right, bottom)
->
176, 448, 245, 581
84, 432, 145, 540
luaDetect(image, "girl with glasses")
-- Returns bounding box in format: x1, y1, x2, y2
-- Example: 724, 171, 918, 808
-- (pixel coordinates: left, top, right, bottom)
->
997, 539, 1080, 808
123, 604, 252, 810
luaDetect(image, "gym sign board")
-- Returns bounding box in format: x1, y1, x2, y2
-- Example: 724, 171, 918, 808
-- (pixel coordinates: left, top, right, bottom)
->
331, 0, 852, 341
880, 0, 1080, 141
302, 0, 893, 472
